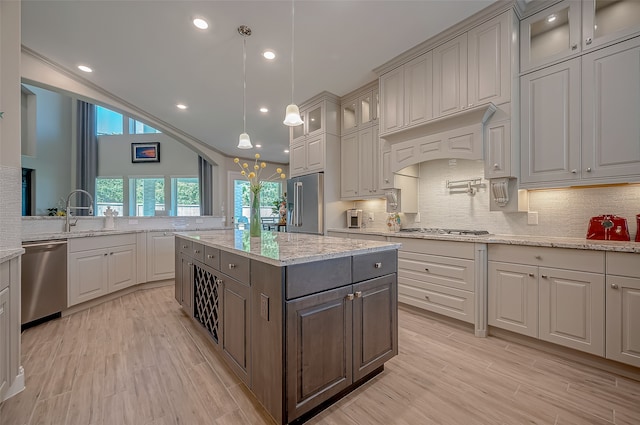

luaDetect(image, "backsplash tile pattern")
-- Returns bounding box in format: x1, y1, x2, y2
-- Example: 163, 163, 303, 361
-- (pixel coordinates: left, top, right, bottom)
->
355, 159, 640, 239
0, 165, 22, 248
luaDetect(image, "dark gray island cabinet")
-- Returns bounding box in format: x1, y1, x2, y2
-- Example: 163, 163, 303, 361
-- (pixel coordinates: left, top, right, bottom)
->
174, 231, 399, 424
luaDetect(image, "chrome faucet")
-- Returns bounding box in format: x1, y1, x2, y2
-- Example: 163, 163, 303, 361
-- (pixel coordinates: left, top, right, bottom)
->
65, 189, 95, 232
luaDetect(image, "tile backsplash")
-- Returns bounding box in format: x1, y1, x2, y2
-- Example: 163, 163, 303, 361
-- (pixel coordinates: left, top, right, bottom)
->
354, 159, 640, 239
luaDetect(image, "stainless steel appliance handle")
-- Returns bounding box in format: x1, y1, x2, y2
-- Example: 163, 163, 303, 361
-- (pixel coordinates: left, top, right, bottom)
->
294, 181, 303, 227
293, 182, 299, 226
297, 182, 303, 226
22, 240, 68, 248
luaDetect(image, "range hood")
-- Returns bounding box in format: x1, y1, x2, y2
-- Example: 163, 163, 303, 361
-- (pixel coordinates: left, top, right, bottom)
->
382, 103, 496, 173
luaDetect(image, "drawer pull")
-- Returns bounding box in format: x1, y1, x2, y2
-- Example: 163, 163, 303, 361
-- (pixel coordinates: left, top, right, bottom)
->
374, 262, 382, 269
528, 273, 534, 277
194, 250, 201, 254
207, 254, 214, 259
424, 295, 430, 300
183, 245, 188, 249
346, 293, 355, 301
425, 268, 430, 272
541, 275, 548, 279
535, 255, 542, 260
103, 253, 108, 256
228, 264, 236, 269
354, 291, 362, 298
611, 283, 619, 289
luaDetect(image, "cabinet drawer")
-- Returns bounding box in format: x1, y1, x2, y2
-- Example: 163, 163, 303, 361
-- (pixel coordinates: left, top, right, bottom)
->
399, 251, 474, 292
607, 252, 640, 278
191, 242, 205, 263
204, 246, 220, 270
69, 234, 136, 252
352, 250, 397, 283
390, 237, 475, 259
286, 257, 351, 300
398, 280, 474, 324
1, 261, 9, 291
220, 251, 250, 284
177, 238, 192, 255
488, 245, 604, 274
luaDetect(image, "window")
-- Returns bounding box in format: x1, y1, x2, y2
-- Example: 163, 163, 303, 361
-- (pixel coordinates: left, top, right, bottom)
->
96, 105, 123, 135
128, 118, 161, 134
95, 178, 124, 216
233, 180, 282, 225
172, 177, 200, 216
131, 177, 165, 216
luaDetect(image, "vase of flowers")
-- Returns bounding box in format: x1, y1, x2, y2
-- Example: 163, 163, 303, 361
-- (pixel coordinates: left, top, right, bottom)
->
234, 153, 286, 237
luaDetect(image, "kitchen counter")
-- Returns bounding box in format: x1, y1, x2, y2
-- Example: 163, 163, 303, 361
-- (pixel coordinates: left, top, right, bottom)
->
176, 229, 401, 267
327, 228, 640, 253
0, 248, 25, 263
22, 227, 228, 243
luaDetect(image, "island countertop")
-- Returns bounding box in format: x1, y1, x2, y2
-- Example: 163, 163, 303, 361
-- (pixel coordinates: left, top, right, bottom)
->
175, 229, 401, 266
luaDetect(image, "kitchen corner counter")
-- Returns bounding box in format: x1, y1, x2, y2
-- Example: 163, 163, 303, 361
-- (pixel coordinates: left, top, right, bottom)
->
0, 248, 25, 263
21, 227, 228, 243
176, 229, 401, 266
327, 228, 640, 253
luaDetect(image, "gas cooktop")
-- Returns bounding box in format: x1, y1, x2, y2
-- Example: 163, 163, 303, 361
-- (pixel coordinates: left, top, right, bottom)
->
399, 228, 490, 236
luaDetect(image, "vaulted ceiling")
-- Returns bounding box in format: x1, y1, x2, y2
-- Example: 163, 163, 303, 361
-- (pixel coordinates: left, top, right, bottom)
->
21, 0, 495, 163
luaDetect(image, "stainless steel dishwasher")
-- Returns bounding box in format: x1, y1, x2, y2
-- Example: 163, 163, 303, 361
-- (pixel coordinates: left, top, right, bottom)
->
21, 240, 67, 328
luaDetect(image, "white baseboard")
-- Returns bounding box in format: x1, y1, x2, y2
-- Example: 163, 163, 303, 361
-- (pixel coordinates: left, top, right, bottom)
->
2, 366, 25, 402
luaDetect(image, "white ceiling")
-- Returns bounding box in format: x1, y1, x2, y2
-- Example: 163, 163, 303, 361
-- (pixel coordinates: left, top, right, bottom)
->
21, 0, 496, 164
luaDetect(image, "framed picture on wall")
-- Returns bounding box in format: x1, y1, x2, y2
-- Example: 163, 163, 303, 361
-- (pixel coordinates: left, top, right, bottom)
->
131, 142, 160, 163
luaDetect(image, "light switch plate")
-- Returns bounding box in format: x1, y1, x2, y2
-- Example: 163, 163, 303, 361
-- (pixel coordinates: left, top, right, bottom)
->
527, 211, 538, 225
368, 212, 374, 221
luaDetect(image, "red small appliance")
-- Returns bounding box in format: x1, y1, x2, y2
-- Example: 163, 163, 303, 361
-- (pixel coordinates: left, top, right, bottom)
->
586, 215, 630, 241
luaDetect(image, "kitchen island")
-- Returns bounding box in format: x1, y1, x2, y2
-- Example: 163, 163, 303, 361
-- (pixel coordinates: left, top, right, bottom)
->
174, 230, 400, 424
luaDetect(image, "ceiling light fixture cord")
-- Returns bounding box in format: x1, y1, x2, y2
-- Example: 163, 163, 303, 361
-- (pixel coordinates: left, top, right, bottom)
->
243, 36, 247, 134
291, 0, 295, 104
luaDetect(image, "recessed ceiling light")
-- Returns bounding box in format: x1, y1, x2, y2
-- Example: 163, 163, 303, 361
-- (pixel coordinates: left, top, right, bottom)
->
255, 144, 262, 148
259, 107, 269, 113
284, 149, 290, 154
263, 50, 276, 60
547, 15, 557, 23
193, 18, 209, 30
176, 104, 188, 110
78, 65, 92, 73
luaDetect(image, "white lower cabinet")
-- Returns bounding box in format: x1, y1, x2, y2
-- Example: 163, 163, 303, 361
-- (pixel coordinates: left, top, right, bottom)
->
606, 252, 640, 368
146, 232, 175, 281
68, 235, 137, 306
488, 245, 606, 356
0, 286, 9, 398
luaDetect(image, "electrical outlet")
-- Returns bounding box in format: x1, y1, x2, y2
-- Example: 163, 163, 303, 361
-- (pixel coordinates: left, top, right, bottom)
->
368, 212, 374, 221
527, 211, 538, 225
415, 212, 421, 223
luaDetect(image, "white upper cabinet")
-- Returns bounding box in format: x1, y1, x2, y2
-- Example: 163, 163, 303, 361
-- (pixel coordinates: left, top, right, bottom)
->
521, 0, 640, 73
520, 1, 582, 73
404, 52, 433, 127
468, 11, 511, 107
341, 83, 379, 134
582, 0, 640, 52
520, 58, 581, 186
380, 67, 405, 134
581, 36, 640, 180
291, 100, 336, 144
433, 33, 468, 117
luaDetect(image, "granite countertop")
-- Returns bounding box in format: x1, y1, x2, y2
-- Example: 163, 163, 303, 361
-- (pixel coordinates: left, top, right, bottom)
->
327, 228, 640, 254
176, 230, 402, 267
22, 227, 228, 242
0, 248, 25, 263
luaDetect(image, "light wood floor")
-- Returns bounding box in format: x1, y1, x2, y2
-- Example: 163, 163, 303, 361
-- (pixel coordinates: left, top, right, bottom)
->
1, 285, 639, 425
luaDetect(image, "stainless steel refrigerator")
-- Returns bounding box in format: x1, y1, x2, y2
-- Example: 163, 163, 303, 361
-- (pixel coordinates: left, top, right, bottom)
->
287, 172, 324, 235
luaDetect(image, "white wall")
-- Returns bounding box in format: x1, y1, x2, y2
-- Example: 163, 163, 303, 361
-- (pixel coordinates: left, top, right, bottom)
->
21, 85, 73, 215
355, 159, 640, 239
98, 133, 198, 177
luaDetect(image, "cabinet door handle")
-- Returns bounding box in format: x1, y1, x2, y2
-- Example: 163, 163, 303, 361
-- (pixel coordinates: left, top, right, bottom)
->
194, 250, 200, 254
528, 273, 535, 277
571, 169, 577, 174
535, 255, 542, 260
183, 245, 188, 249
611, 283, 619, 289
571, 43, 578, 50
187, 262, 193, 266
346, 293, 354, 301
374, 262, 382, 269
103, 253, 108, 256
207, 254, 214, 259
163, 232, 167, 236
586, 167, 592, 172
110, 252, 114, 255
493, 163, 499, 169
354, 291, 362, 298
586, 37, 592, 45
385, 179, 390, 183
541, 275, 548, 279
425, 268, 430, 272
228, 264, 236, 269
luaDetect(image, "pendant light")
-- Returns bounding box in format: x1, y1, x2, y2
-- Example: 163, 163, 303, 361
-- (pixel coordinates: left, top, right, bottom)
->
237, 25, 253, 149
283, 0, 303, 126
